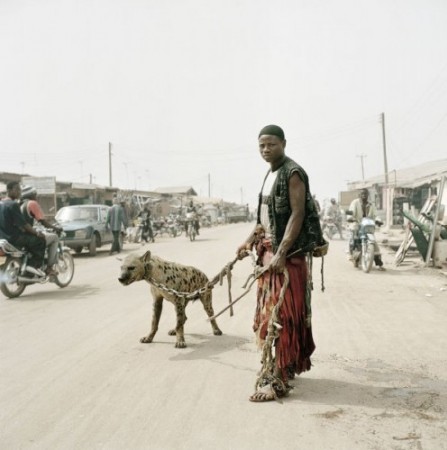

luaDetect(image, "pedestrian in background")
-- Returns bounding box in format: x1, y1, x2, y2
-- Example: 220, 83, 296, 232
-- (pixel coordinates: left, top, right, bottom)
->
106, 197, 127, 255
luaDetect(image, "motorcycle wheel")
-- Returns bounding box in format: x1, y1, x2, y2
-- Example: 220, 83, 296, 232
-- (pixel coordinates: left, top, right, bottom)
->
189, 226, 196, 242
54, 250, 75, 288
361, 243, 375, 273
0, 257, 26, 298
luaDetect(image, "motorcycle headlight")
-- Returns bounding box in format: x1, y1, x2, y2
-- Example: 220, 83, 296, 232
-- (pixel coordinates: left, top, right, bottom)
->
74, 229, 88, 238
362, 225, 376, 234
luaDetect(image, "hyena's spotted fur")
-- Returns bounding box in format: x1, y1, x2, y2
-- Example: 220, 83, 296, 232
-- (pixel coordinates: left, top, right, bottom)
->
118, 250, 222, 348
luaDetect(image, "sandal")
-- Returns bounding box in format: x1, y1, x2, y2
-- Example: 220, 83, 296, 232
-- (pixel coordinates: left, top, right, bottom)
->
249, 382, 291, 402
249, 384, 276, 402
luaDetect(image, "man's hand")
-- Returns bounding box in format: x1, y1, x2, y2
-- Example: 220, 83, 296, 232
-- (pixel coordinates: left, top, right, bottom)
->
268, 251, 286, 273
236, 242, 251, 260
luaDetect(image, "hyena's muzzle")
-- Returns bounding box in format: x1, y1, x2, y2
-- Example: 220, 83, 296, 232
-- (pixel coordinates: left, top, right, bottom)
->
118, 257, 146, 286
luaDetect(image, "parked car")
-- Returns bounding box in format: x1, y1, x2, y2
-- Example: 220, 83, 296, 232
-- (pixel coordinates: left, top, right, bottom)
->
55, 205, 116, 256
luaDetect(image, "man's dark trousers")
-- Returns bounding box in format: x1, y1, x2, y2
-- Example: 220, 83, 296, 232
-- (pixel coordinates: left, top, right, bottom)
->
11, 234, 45, 268
110, 231, 121, 253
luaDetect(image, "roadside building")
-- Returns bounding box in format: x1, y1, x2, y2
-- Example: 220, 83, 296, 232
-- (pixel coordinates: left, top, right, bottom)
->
340, 158, 447, 227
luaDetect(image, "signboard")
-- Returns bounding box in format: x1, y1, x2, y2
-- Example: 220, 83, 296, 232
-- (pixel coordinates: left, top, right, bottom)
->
21, 176, 56, 195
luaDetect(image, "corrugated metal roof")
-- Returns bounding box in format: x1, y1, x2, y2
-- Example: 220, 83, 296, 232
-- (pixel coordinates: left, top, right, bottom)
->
152, 186, 197, 195
348, 158, 447, 189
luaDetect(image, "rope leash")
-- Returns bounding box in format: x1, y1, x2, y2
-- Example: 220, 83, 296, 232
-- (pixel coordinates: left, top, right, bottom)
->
254, 267, 291, 400
145, 244, 325, 318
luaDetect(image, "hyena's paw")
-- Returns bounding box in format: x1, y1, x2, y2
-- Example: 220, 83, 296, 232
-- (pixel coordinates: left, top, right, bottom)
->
213, 328, 223, 336
168, 329, 176, 336
175, 340, 187, 349
140, 335, 154, 344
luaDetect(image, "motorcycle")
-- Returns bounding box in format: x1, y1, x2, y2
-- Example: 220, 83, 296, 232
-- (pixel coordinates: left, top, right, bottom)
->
347, 216, 383, 273
0, 230, 75, 298
322, 216, 338, 240
185, 212, 197, 241
165, 217, 180, 238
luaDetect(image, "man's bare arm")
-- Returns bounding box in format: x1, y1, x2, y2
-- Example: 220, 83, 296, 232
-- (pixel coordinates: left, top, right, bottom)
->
269, 172, 305, 271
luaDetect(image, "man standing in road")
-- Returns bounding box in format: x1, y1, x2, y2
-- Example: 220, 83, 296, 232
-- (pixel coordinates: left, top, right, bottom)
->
348, 188, 384, 269
106, 197, 127, 255
0, 181, 46, 276
237, 125, 322, 402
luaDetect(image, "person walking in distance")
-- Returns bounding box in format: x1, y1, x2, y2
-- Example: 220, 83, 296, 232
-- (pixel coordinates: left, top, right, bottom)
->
106, 197, 127, 255
237, 125, 323, 402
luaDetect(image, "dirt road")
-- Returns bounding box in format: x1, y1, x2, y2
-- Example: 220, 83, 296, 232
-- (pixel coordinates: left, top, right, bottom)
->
1, 223, 446, 449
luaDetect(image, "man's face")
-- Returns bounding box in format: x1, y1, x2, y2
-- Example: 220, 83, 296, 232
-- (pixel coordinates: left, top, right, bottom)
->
9, 184, 21, 200
360, 190, 368, 201
258, 135, 286, 164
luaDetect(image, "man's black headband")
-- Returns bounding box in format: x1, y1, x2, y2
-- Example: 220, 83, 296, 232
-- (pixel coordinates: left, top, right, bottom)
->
258, 124, 285, 140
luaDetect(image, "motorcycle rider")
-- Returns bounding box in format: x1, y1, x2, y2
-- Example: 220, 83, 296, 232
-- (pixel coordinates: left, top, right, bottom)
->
137, 202, 154, 243
20, 185, 63, 276
0, 181, 46, 277
323, 198, 344, 239
348, 188, 385, 270
185, 200, 200, 235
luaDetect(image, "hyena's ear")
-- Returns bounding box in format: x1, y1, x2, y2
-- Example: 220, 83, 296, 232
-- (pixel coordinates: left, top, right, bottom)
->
141, 250, 152, 263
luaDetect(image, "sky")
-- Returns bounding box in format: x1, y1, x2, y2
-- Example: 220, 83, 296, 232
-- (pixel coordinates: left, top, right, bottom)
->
1, 0, 447, 208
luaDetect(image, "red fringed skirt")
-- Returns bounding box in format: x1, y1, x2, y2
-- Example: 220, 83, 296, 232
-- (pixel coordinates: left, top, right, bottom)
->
253, 238, 315, 380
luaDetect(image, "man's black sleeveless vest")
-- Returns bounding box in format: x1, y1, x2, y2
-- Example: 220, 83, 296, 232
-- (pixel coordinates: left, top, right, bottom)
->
257, 156, 323, 255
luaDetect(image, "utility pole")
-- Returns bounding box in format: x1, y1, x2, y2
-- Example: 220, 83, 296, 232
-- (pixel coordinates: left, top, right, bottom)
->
108, 142, 113, 187
381, 112, 391, 228
381, 113, 389, 187
356, 154, 367, 180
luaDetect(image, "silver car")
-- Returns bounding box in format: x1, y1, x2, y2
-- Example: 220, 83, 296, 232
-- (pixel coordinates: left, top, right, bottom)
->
55, 205, 115, 256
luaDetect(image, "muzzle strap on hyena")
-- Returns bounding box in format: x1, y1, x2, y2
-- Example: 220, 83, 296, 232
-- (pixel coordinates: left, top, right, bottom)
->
118, 250, 222, 348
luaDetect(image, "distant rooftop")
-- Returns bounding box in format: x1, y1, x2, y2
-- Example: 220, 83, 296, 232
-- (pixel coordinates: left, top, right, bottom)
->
348, 158, 447, 189
152, 186, 197, 196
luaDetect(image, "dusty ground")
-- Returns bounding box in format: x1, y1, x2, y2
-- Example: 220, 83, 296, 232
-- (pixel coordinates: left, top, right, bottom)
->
1, 223, 446, 450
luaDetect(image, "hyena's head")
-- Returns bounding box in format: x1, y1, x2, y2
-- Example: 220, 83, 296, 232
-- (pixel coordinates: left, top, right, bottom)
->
118, 251, 152, 286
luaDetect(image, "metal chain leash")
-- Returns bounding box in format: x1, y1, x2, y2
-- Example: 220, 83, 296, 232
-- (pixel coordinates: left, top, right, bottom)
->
146, 251, 258, 307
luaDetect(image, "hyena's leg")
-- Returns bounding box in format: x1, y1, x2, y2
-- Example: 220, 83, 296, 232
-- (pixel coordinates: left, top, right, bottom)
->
168, 313, 188, 336
200, 291, 222, 336
140, 295, 163, 344
173, 299, 188, 348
